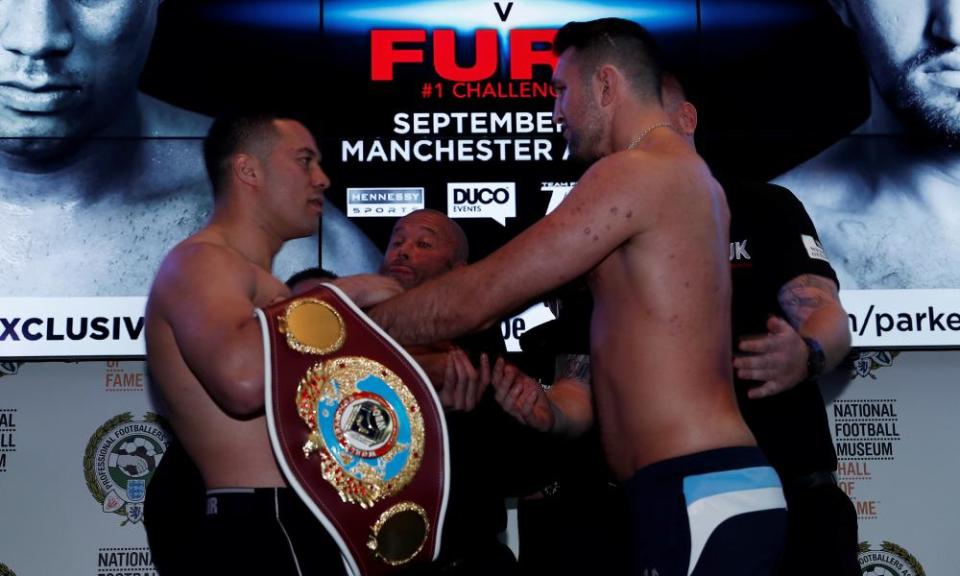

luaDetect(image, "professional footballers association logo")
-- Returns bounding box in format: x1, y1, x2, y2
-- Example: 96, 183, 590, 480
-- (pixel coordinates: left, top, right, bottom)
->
859, 541, 925, 576
83, 412, 169, 525
852, 351, 899, 379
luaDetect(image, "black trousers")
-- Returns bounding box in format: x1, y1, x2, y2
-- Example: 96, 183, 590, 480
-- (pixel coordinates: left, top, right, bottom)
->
778, 482, 860, 576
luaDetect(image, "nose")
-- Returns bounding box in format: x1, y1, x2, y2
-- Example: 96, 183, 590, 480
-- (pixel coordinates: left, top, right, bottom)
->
391, 239, 413, 262
932, 0, 960, 45
312, 163, 331, 191
0, 0, 74, 58
552, 98, 565, 128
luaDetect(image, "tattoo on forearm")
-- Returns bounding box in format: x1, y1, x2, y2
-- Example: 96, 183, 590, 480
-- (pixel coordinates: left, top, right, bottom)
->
556, 354, 591, 383
778, 274, 840, 326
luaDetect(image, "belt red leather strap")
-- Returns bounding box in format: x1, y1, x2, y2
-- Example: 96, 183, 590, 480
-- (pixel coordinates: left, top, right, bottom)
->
257, 283, 449, 576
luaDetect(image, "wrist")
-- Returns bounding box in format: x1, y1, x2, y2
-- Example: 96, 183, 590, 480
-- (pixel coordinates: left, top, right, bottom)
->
802, 336, 826, 381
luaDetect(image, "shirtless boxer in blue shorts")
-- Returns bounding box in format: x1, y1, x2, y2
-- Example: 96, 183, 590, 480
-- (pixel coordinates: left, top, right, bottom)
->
369, 18, 787, 576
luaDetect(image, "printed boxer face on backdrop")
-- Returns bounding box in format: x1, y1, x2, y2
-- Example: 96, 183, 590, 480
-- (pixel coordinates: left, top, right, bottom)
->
0, 0, 160, 155
833, 0, 960, 141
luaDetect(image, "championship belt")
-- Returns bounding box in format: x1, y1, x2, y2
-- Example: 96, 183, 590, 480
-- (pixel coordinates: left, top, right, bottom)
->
257, 283, 450, 576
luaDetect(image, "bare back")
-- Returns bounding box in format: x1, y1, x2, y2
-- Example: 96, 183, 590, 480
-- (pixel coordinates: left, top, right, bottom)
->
585, 144, 753, 479
146, 228, 290, 488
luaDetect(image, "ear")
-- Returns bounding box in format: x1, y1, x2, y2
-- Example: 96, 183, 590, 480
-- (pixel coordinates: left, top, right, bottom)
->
232, 153, 262, 188
676, 101, 698, 136
597, 64, 619, 107
825, 0, 852, 27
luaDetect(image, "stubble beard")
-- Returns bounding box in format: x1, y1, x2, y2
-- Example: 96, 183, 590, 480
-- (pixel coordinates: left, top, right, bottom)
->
568, 115, 606, 162
887, 49, 960, 146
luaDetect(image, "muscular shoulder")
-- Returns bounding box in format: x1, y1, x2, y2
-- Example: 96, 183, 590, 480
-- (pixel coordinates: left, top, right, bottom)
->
581, 145, 712, 206
151, 236, 255, 307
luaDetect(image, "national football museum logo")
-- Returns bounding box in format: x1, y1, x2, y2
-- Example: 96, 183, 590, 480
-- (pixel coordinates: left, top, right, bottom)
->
83, 412, 169, 525
859, 541, 925, 576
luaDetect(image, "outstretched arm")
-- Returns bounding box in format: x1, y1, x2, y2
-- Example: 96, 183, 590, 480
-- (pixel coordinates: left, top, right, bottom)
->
368, 153, 659, 345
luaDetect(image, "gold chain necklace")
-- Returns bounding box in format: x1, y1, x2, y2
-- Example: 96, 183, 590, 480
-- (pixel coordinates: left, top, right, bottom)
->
626, 122, 674, 150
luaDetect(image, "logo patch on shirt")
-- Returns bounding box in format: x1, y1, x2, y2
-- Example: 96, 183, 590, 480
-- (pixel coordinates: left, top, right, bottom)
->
729, 239, 751, 262
801, 235, 829, 262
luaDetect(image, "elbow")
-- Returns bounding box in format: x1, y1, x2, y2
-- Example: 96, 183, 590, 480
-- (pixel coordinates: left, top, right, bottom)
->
208, 365, 265, 419
219, 377, 265, 418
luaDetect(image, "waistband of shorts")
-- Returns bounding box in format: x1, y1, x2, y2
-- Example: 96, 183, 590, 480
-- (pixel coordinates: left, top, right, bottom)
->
204, 487, 293, 516
624, 446, 771, 491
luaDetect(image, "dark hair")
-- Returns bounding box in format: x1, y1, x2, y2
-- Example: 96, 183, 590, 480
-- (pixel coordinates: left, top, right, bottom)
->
285, 267, 338, 289
553, 18, 663, 102
202, 111, 286, 197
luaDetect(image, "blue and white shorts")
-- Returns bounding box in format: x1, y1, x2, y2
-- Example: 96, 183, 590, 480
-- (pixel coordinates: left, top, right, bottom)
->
624, 446, 787, 576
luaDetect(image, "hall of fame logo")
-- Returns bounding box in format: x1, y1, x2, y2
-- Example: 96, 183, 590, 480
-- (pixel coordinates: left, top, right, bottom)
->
83, 412, 169, 525
0, 561, 17, 576
859, 541, 925, 576
853, 351, 899, 379
298, 357, 424, 509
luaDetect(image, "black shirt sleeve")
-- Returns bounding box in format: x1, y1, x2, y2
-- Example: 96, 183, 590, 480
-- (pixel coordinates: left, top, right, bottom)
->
747, 183, 839, 293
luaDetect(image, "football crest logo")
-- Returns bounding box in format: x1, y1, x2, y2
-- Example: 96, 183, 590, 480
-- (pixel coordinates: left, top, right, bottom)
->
83, 412, 169, 525
852, 351, 899, 379
858, 541, 925, 576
